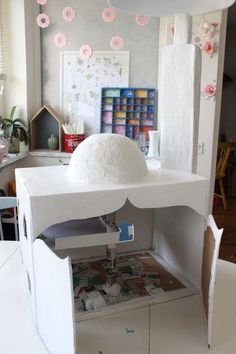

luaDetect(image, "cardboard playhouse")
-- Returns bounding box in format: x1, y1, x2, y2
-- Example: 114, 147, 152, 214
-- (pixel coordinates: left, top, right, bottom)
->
16, 151, 222, 354
15, 1, 234, 353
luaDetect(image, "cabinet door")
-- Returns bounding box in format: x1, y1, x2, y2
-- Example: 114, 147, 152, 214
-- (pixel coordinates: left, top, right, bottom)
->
150, 295, 208, 354
77, 307, 149, 354
202, 215, 223, 347
33, 239, 76, 354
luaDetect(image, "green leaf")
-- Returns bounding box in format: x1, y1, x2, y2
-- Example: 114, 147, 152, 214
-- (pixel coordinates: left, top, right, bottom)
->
13, 118, 27, 128
1, 118, 13, 125
18, 127, 29, 145
10, 106, 16, 120
5, 125, 13, 137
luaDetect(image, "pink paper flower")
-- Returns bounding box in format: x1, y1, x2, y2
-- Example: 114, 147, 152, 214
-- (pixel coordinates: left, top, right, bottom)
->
200, 22, 215, 40
62, 7, 76, 22
102, 7, 116, 22
202, 41, 216, 56
37, 0, 48, 5
36, 14, 50, 28
79, 45, 93, 59
204, 83, 217, 97
110, 36, 124, 50
135, 15, 149, 26
54, 33, 68, 48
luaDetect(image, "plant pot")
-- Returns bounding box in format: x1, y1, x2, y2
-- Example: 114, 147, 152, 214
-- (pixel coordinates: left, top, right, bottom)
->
9, 136, 20, 153
0, 138, 10, 155
0, 144, 5, 163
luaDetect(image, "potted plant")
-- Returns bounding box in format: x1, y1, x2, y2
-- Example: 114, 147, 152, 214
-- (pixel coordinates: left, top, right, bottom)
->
0, 106, 29, 153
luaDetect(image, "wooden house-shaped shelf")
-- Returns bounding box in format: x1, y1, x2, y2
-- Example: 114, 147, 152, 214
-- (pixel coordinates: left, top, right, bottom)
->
30, 105, 64, 152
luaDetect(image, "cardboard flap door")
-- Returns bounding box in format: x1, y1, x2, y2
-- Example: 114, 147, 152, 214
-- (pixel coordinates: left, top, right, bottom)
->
202, 215, 223, 347
33, 239, 76, 354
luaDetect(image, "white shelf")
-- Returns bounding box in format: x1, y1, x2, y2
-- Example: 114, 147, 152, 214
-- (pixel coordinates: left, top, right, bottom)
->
0, 153, 27, 171
29, 151, 72, 158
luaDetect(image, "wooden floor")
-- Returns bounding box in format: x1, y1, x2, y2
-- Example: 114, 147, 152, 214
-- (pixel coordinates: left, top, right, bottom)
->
213, 195, 236, 263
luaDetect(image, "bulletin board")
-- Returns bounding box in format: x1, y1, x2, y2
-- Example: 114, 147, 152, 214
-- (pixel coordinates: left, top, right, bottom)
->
60, 51, 129, 135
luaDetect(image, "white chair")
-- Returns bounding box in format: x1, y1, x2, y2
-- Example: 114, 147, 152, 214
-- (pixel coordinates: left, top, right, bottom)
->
0, 197, 18, 241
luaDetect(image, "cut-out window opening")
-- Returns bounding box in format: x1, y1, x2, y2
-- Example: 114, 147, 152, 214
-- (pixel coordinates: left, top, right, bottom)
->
27, 271, 31, 294
23, 215, 27, 239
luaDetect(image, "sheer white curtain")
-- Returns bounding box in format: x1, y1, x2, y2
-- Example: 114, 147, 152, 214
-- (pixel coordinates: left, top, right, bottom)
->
0, 0, 6, 96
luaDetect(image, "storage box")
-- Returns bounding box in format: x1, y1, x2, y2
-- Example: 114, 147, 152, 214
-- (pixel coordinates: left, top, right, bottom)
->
64, 134, 85, 153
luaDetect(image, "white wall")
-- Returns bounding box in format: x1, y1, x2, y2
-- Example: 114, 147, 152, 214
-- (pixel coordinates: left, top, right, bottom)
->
41, 0, 159, 118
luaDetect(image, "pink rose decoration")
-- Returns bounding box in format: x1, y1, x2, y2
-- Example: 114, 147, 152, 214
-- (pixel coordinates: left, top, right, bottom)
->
110, 36, 124, 50
79, 45, 93, 59
135, 15, 149, 26
204, 84, 217, 97
102, 7, 116, 22
36, 13, 50, 28
62, 7, 76, 22
200, 22, 215, 40
202, 41, 216, 56
54, 33, 68, 48
37, 0, 48, 5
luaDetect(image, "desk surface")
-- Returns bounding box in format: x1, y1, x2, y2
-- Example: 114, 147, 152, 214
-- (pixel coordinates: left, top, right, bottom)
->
0, 241, 236, 354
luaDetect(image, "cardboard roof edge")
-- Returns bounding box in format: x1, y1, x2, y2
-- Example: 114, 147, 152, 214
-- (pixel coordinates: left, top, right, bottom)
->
30, 105, 65, 125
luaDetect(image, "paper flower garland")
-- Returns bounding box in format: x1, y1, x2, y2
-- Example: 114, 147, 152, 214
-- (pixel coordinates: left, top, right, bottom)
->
62, 7, 76, 22
202, 83, 217, 101
37, 0, 48, 5
102, 7, 116, 22
79, 45, 93, 59
201, 41, 216, 57
110, 36, 124, 50
36, 13, 50, 28
54, 33, 68, 48
136, 15, 149, 26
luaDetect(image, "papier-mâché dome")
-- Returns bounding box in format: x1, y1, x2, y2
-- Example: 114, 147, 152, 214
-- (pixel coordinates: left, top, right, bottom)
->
68, 133, 148, 184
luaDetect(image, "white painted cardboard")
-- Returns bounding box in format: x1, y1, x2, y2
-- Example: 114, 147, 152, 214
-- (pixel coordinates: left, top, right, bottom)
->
33, 239, 76, 354
174, 13, 192, 45
159, 44, 201, 173
153, 206, 205, 289
77, 307, 149, 354
108, 0, 235, 16
16, 175, 38, 320
55, 231, 120, 250
203, 215, 223, 347
15, 160, 217, 354
150, 295, 208, 353
0, 244, 48, 354
2, 242, 236, 354
15, 160, 209, 240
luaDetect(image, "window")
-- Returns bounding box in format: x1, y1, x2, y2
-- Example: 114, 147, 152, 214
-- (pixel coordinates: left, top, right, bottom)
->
0, 0, 6, 96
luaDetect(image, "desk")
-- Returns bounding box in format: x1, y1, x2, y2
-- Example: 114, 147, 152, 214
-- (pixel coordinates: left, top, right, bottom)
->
0, 241, 236, 354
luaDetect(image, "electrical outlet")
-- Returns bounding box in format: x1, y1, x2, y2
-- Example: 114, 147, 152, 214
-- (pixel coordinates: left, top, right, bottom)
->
198, 142, 204, 154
